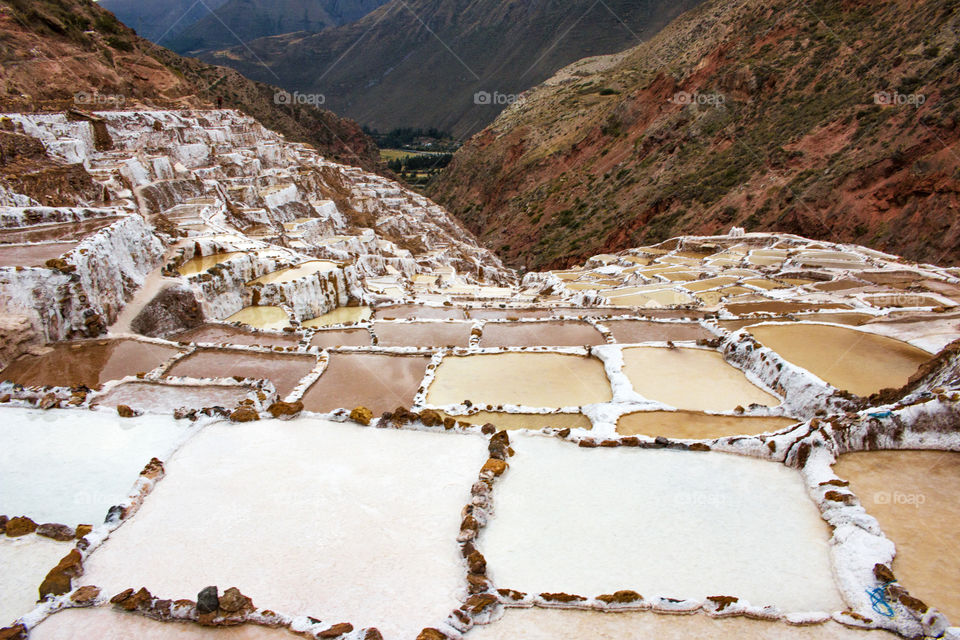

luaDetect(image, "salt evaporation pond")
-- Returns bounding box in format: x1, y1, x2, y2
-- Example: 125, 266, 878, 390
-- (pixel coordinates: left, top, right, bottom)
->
177, 252, 242, 276
374, 305, 467, 320
32, 607, 300, 639
427, 353, 612, 408
172, 324, 300, 347
301, 353, 429, 415
481, 435, 844, 612
373, 321, 472, 347
0, 536, 72, 625
78, 419, 487, 639
0, 217, 119, 244
165, 350, 315, 398
301, 306, 372, 328
443, 411, 593, 431
224, 306, 291, 331
617, 411, 797, 439
94, 382, 255, 414
467, 609, 886, 640
0, 340, 181, 388
479, 321, 604, 347
309, 328, 371, 348
0, 408, 190, 525
0, 242, 78, 267
833, 450, 960, 621
604, 320, 712, 344
621, 347, 779, 411
747, 324, 931, 396
248, 260, 339, 285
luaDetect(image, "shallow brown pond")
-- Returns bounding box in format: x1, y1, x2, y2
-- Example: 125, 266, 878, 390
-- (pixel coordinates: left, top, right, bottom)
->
0, 217, 119, 244
480, 321, 604, 347
172, 324, 300, 347
374, 322, 472, 347
374, 305, 467, 320
443, 411, 593, 431
1, 340, 181, 388
605, 320, 712, 344
165, 349, 316, 397
0, 242, 78, 267
725, 301, 851, 315
301, 353, 429, 414
617, 411, 798, 439
310, 329, 372, 349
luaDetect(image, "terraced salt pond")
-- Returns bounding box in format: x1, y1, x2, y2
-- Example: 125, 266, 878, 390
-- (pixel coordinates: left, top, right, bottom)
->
248, 260, 339, 285
373, 321, 472, 347
301, 306, 372, 328
32, 608, 299, 639
224, 306, 291, 331
427, 353, 612, 408
301, 353, 429, 414
171, 324, 300, 347
0, 536, 73, 625
0, 408, 190, 525
93, 381, 255, 414
0, 339, 181, 388
481, 436, 844, 612
309, 328, 371, 348
617, 411, 798, 439
747, 324, 931, 396
479, 321, 604, 347
375, 305, 467, 320
77, 419, 487, 639
0, 242, 78, 267
604, 320, 712, 343
443, 411, 593, 431
833, 450, 960, 621
177, 252, 242, 276
621, 347, 779, 411
164, 349, 315, 397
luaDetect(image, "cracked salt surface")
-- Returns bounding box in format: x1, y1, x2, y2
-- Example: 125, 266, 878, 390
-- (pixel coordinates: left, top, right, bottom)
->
481, 435, 844, 613
78, 418, 488, 639
0, 408, 191, 525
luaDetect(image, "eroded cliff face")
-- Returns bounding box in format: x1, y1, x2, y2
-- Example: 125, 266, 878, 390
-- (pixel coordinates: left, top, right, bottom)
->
430, 0, 960, 271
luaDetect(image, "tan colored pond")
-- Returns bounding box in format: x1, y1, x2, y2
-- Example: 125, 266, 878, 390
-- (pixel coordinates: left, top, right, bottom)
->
466, 308, 556, 320
834, 450, 960, 621
725, 301, 850, 315
622, 347, 779, 411
224, 306, 291, 331
618, 411, 798, 439
607, 289, 694, 307
0, 217, 119, 244
310, 328, 371, 348
177, 252, 242, 276
0, 242, 78, 267
605, 320, 711, 344
374, 305, 467, 320
248, 260, 339, 285
301, 353, 429, 415
443, 411, 593, 431
172, 324, 300, 347
302, 306, 372, 328
374, 322, 472, 347
747, 324, 931, 396
1, 339, 181, 388
480, 321, 604, 347
165, 349, 316, 397
682, 276, 739, 292
427, 353, 612, 407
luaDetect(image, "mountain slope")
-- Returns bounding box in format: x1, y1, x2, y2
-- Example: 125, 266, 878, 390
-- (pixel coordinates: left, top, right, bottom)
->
429, 0, 960, 270
198, 0, 705, 136
97, 0, 229, 42
0, 0, 383, 172
166, 0, 389, 55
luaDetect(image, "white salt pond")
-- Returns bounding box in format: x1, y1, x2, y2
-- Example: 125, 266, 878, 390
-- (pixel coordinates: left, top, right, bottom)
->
427, 353, 613, 408
0, 408, 190, 525
466, 609, 887, 640
78, 418, 488, 638
31, 607, 300, 639
93, 382, 255, 414
0, 536, 72, 625
621, 347, 779, 411
480, 435, 844, 613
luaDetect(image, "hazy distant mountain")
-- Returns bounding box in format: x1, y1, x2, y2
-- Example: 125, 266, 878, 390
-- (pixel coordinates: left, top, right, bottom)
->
198, 0, 704, 137
98, 0, 229, 43
166, 0, 389, 54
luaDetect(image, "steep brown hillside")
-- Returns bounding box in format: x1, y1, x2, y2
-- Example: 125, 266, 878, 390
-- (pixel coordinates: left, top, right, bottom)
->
429, 0, 960, 270
0, 0, 384, 172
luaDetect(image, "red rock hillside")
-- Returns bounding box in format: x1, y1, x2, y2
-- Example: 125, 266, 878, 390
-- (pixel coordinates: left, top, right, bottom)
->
429, 0, 960, 270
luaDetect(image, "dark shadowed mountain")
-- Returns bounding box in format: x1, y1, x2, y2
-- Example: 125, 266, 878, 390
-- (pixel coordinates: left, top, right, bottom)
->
197, 0, 705, 137
98, 0, 229, 42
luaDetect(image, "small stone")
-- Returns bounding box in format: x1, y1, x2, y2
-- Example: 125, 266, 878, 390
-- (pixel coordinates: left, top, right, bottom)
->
419, 409, 443, 427
557, 428, 571, 438
597, 590, 642, 604
111, 587, 152, 611
37, 393, 60, 410
874, 564, 896, 583
416, 629, 448, 640
480, 423, 496, 435
319, 623, 354, 638
363, 630, 384, 640
540, 592, 586, 603
39, 549, 83, 599
824, 490, 856, 505
443, 417, 456, 429
350, 406, 373, 425
707, 595, 739, 611
229, 406, 260, 422
0, 515, 6, 533
116, 405, 137, 418
268, 401, 304, 418
496, 588, 526, 601
218, 586, 253, 613
481, 458, 506, 476
463, 593, 498, 613
0, 624, 27, 640
898, 593, 928, 613
36, 523, 75, 541
197, 586, 219, 614
467, 550, 486, 574
75, 524, 93, 539
689, 443, 711, 452
70, 585, 101, 604
4, 516, 37, 537
577, 439, 597, 448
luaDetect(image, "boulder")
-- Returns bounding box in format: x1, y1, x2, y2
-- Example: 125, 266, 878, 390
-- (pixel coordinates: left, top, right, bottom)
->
130, 285, 204, 338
